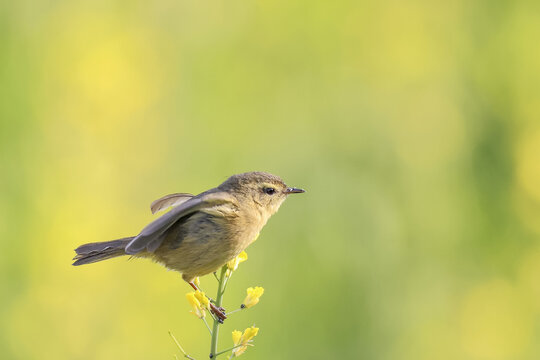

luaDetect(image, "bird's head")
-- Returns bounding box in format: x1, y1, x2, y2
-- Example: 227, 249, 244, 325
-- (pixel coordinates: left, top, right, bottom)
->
218, 171, 305, 217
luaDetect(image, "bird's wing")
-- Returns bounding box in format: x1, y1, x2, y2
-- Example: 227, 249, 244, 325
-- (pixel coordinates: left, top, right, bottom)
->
125, 191, 235, 255
150, 193, 194, 214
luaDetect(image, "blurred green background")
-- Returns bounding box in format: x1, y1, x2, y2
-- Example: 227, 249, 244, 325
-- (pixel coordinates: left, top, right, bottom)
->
2, 0, 540, 359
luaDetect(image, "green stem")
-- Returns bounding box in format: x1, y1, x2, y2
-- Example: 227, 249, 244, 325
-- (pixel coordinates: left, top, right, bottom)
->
210, 265, 228, 358
213, 343, 252, 358
224, 308, 243, 316
221, 275, 231, 295
203, 318, 213, 336
169, 331, 196, 360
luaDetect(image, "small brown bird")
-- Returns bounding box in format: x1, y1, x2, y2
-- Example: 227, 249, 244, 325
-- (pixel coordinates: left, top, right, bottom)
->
73, 171, 304, 320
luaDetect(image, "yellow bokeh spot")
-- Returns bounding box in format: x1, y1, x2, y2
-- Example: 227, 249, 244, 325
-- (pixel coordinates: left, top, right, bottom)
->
516, 129, 540, 203
518, 248, 540, 312
512, 188, 540, 235
41, 7, 164, 136
460, 280, 533, 359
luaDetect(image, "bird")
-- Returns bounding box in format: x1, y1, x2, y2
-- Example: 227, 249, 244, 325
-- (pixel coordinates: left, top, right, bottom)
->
72, 171, 305, 320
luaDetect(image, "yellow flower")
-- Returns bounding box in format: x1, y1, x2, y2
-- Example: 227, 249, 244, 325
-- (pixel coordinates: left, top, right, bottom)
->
242, 287, 264, 309
193, 277, 200, 287
194, 290, 210, 308
226, 251, 248, 276
242, 326, 259, 341
231, 326, 259, 357
186, 291, 206, 319
227, 251, 248, 271
232, 330, 242, 345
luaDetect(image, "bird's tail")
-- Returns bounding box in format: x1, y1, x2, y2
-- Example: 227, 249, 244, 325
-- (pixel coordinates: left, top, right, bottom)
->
72, 237, 133, 266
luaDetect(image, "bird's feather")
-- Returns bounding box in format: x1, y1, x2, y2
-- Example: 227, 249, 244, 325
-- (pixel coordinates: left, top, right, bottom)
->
150, 193, 194, 214
125, 190, 236, 255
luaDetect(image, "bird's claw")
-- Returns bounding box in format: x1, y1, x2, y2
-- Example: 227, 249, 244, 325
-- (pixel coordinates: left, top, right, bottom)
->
210, 303, 227, 322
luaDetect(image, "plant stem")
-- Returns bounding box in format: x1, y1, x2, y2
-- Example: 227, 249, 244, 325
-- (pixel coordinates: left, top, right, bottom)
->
213, 343, 253, 358
210, 265, 228, 358
225, 308, 243, 316
203, 318, 213, 336
169, 331, 196, 360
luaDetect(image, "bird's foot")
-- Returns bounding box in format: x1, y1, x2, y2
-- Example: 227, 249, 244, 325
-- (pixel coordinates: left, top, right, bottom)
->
210, 303, 227, 323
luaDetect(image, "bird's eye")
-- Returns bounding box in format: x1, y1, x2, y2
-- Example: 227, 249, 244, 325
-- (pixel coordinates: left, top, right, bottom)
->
263, 187, 276, 195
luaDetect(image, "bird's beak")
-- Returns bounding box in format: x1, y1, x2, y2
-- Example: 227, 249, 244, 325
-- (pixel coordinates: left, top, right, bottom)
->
285, 187, 305, 194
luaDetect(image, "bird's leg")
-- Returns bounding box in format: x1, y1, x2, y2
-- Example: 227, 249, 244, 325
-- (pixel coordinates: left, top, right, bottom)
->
188, 282, 227, 322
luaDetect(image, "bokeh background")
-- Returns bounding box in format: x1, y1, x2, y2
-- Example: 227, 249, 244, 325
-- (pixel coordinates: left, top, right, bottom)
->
2, 0, 540, 359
